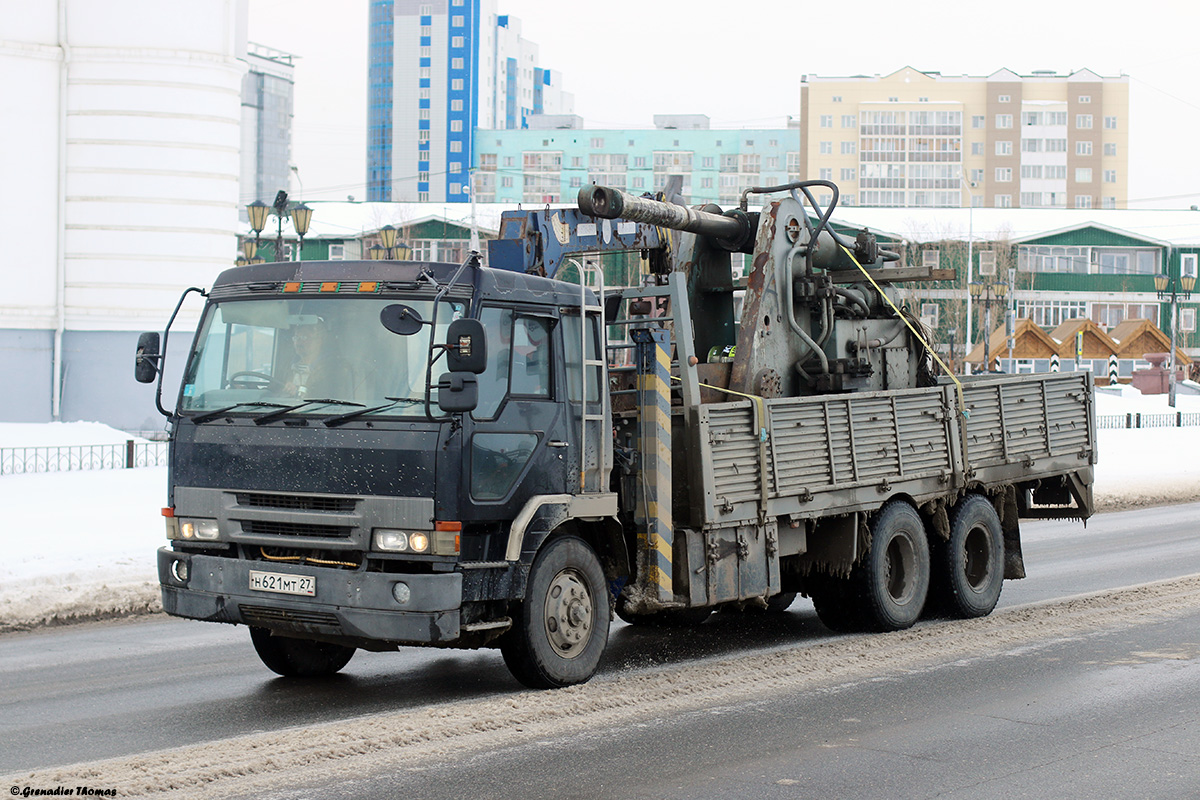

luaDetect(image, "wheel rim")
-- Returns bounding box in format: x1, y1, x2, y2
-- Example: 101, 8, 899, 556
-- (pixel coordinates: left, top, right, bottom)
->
884, 533, 918, 605
962, 524, 993, 591
543, 567, 593, 659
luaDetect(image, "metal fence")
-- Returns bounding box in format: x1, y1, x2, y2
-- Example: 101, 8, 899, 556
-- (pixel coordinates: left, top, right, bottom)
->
1097, 412, 1200, 430
0, 441, 169, 476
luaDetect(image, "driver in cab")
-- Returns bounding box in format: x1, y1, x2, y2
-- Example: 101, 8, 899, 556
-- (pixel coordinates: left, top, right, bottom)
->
281, 316, 350, 398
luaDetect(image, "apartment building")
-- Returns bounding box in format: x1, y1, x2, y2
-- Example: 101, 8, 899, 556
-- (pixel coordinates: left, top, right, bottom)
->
472, 114, 800, 207
367, 0, 573, 203
800, 67, 1129, 209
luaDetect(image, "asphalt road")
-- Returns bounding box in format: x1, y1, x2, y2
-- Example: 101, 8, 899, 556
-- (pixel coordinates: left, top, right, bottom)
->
2, 503, 1200, 793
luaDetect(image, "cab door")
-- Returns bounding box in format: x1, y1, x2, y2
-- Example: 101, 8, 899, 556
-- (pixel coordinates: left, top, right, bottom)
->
466, 305, 571, 517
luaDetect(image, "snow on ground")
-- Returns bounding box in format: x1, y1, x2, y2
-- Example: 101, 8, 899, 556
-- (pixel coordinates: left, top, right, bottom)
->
0, 400, 1197, 632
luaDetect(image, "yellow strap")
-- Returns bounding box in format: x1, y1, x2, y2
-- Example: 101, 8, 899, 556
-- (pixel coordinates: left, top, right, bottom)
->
837, 244, 967, 419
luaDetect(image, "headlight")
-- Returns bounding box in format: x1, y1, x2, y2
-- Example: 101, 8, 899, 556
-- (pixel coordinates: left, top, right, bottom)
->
175, 518, 220, 540
373, 529, 430, 553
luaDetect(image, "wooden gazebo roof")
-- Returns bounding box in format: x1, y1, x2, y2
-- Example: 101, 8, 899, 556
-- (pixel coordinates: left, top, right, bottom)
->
1107, 318, 1192, 365
1048, 318, 1119, 359
965, 318, 1059, 369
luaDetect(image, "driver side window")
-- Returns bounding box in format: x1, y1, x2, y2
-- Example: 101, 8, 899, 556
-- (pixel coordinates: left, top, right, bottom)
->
474, 306, 512, 419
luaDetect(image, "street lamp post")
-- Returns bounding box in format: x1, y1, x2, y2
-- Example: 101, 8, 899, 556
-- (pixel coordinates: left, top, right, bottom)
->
969, 279, 1009, 372
379, 224, 398, 259
960, 177, 977, 375
291, 203, 312, 262
247, 200, 270, 260
1154, 271, 1196, 407
272, 190, 289, 261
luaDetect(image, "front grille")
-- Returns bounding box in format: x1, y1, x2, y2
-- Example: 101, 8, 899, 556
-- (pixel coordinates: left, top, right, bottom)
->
235, 492, 357, 513
241, 520, 352, 538
240, 604, 341, 630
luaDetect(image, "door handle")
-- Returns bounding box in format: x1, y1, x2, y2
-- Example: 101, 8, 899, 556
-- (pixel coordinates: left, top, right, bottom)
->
547, 440, 569, 447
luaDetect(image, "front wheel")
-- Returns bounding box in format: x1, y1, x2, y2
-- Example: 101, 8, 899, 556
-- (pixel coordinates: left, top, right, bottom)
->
501, 535, 611, 689
249, 627, 355, 677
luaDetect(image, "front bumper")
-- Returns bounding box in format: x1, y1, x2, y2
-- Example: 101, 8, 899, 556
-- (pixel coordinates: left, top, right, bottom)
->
158, 547, 463, 645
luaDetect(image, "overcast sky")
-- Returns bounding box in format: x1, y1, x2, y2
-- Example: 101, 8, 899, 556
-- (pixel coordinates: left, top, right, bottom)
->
249, 0, 1200, 209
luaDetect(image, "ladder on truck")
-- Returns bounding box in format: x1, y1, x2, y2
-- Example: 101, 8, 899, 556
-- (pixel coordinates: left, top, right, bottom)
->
574, 258, 607, 494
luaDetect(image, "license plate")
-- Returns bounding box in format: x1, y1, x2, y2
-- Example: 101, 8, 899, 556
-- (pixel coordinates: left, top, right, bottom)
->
249, 570, 316, 597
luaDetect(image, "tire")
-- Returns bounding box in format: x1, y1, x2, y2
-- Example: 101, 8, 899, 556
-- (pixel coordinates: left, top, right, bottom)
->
501, 535, 611, 689
808, 574, 862, 633
937, 494, 1004, 618
765, 592, 798, 613
248, 627, 355, 677
853, 500, 930, 632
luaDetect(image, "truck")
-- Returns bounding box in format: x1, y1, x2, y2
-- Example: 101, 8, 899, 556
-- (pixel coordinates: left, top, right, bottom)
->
136, 180, 1095, 689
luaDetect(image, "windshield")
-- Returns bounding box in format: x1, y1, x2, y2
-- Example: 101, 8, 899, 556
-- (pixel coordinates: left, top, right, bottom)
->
179, 296, 465, 418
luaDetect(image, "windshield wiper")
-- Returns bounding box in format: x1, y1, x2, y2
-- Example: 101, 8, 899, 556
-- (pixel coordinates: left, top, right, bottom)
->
189, 401, 292, 425
322, 396, 423, 427
253, 398, 366, 426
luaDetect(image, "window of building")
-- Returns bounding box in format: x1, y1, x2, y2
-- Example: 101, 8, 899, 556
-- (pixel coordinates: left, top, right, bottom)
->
450, 99, 463, 111
1104, 143, 1117, 156
1076, 141, 1093, 156
971, 115, 985, 129
1076, 114, 1093, 129
995, 114, 1013, 128
419, 171, 430, 182
450, 141, 462, 153
819, 167, 832, 180
840, 167, 856, 181
1183, 308, 1197, 333
1046, 138, 1067, 152
786, 152, 801, 176
419, 109, 430, 120
995, 194, 1012, 208
451, 36, 463, 48
569, 176, 582, 187
995, 167, 1012, 182
979, 250, 996, 276
820, 141, 832, 154
998, 94, 1011, 103
501, 176, 512, 187
418, 130, 430, 141
820, 115, 833, 128
971, 142, 984, 155
1183, 253, 1198, 279
888, 96, 898, 102
419, 191, 429, 201
1104, 169, 1117, 183
765, 156, 779, 169
841, 141, 856, 155
1021, 165, 1042, 179
920, 303, 940, 328
996, 141, 1013, 156
701, 177, 713, 188
451, 15, 463, 26
1045, 165, 1067, 180
1016, 299, 1088, 328
450, 120, 462, 132
634, 156, 646, 168
1075, 167, 1092, 182
1022, 138, 1042, 152
841, 115, 856, 128
832, 95, 842, 102
745, 139, 754, 146
1104, 115, 1118, 130
922, 250, 940, 268
1102, 197, 1117, 209
632, 177, 644, 188
590, 137, 604, 148
1078, 95, 1091, 104
1022, 112, 1041, 126
328, 244, 345, 261
1075, 195, 1093, 208
970, 168, 984, 183
451, 58, 463, 69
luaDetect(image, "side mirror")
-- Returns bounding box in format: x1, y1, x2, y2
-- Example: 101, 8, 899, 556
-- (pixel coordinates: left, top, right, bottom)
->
445, 318, 487, 374
380, 304, 425, 336
135, 332, 161, 383
437, 372, 479, 413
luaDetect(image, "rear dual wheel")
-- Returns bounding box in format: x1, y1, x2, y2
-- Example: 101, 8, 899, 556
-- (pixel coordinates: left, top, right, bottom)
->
811, 500, 930, 634
933, 494, 1004, 618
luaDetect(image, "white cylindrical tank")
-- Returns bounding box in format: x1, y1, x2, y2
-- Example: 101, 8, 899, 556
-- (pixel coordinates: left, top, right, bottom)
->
0, 0, 248, 424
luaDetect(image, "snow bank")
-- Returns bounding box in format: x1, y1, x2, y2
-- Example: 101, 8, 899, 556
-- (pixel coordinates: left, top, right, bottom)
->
0, 421, 150, 448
